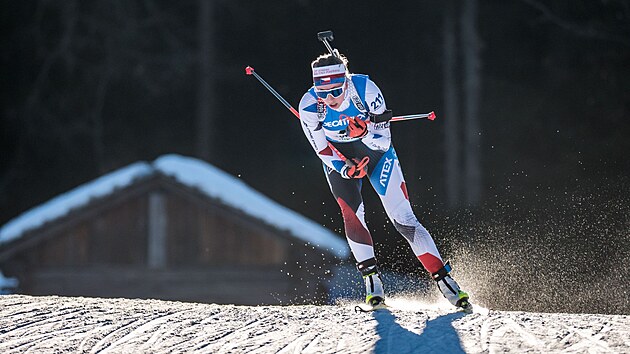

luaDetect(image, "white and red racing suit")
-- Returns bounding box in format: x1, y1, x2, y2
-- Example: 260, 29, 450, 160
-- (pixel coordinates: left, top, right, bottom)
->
298, 74, 446, 274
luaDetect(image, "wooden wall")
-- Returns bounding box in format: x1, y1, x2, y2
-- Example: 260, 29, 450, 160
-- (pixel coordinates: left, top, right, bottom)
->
1, 179, 339, 304
25, 195, 148, 267
18, 183, 291, 268
165, 190, 288, 267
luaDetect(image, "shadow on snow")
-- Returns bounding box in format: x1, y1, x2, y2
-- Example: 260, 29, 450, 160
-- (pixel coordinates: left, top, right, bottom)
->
373, 310, 466, 354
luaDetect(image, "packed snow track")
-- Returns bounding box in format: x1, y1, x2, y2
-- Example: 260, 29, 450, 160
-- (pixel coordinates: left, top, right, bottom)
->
0, 295, 628, 353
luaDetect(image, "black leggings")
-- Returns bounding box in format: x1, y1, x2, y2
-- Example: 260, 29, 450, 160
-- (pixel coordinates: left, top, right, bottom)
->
323, 141, 445, 273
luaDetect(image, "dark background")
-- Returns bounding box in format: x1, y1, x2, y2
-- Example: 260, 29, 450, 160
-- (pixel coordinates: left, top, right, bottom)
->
2, 1, 629, 313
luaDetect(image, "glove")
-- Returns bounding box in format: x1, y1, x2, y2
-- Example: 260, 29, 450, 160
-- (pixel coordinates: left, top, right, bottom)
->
340, 156, 370, 179
347, 116, 368, 138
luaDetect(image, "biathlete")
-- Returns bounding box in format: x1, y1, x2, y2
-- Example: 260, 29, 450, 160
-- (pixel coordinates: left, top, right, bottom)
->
298, 52, 471, 311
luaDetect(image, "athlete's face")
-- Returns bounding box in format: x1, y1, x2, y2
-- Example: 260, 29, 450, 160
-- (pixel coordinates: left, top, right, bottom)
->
316, 81, 346, 109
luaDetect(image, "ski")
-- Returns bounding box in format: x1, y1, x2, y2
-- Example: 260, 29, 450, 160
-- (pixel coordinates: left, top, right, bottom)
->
354, 302, 389, 313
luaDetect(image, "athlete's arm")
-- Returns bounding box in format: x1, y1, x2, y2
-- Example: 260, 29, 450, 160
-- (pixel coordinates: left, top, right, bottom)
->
298, 92, 347, 173
362, 79, 392, 151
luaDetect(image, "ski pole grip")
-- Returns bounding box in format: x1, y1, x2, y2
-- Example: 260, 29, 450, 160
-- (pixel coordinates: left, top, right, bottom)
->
317, 30, 334, 42
370, 109, 393, 123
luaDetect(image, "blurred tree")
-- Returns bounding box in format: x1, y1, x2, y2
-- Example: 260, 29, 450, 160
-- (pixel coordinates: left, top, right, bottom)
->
462, 0, 482, 206
442, 0, 482, 207
443, 0, 461, 208
518, 0, 630, 48
1, 1, 197, 221
196, 0, 215, 161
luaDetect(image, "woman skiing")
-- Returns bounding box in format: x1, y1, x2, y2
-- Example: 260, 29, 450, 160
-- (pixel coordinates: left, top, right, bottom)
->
298, 52, 471, 311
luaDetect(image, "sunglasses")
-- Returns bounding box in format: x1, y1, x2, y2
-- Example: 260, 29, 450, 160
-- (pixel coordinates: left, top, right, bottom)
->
315, 85, 345, 99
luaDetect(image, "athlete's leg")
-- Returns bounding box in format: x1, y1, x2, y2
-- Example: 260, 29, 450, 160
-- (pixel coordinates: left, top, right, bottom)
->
323, 164, 384, 304
324, 164, 374, 262
367, 148, 443, 272
368, 148, 470, 308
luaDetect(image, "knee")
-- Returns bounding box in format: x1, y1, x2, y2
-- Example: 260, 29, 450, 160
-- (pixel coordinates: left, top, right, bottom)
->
390, 206, 419, 228
392, 219, 416, 242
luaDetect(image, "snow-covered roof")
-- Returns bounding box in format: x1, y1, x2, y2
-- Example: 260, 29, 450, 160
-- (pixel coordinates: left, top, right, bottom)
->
0, 154, 350, 258
0, 162, 153, 245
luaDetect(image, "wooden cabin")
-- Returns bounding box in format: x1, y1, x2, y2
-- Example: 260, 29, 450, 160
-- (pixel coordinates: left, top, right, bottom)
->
0, 155, 349, 305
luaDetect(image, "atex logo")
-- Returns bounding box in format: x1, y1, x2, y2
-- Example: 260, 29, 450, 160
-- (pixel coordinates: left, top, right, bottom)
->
380, 157, 393, 187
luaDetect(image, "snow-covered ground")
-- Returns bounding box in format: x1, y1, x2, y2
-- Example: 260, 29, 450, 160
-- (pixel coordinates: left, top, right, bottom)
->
0, 295, 628, 353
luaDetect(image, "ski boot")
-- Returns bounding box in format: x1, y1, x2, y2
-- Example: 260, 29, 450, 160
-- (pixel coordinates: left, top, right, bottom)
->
432, 261, 472, 312
357, 258, 386, 308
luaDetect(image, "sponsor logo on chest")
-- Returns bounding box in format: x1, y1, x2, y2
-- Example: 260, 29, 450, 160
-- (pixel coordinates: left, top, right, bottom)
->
322, 113, 366, 129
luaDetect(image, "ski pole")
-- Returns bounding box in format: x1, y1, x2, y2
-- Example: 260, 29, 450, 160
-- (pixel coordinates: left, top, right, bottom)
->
245, 66, 300, 119
391, 112, 436, 122
245, 66, 436, 122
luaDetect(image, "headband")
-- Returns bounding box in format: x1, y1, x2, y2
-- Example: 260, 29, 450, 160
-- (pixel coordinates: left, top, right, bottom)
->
312, 64, 346, 86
